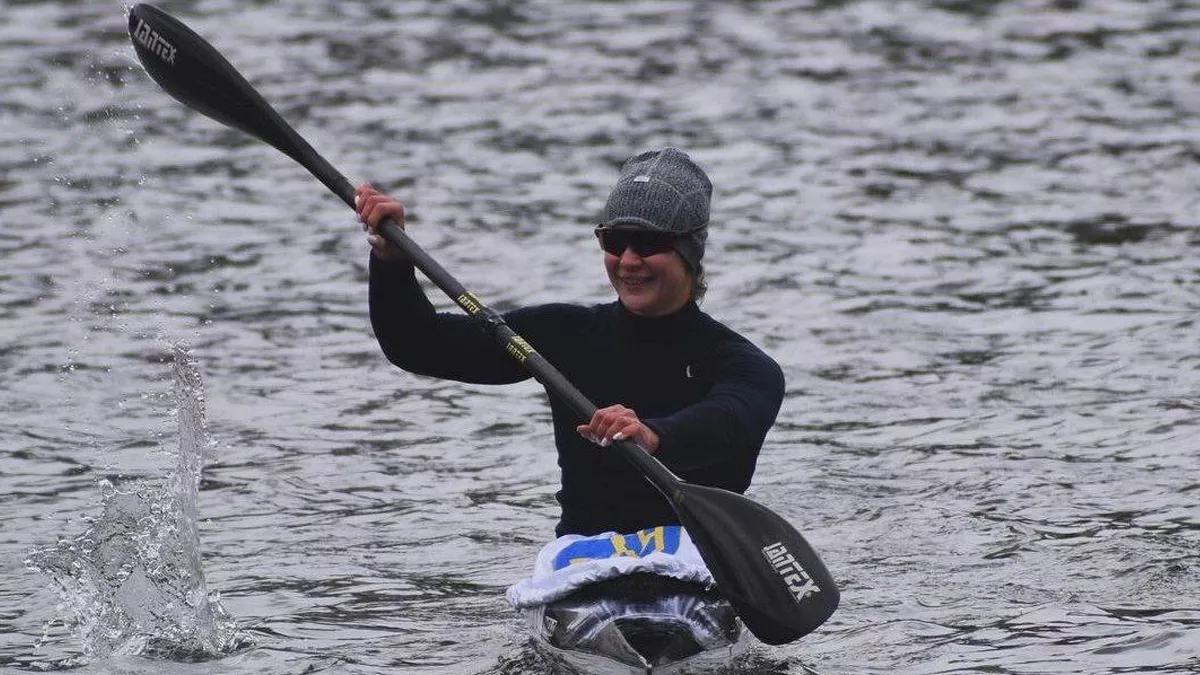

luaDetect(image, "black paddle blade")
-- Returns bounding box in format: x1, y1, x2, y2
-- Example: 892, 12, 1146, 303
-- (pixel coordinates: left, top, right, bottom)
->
674, 484, 839, 645
128, 4, 297, 158
127, 4, 352, 204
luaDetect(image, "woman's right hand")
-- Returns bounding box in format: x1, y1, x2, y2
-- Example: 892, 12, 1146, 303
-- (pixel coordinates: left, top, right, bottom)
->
355, 183, 406, 262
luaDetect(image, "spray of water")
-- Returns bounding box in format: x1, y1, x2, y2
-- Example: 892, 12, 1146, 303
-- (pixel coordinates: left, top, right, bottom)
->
27, 346, 244, 661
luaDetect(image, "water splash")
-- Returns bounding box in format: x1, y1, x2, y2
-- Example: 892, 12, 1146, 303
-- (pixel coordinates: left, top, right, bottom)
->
27, 347, 244, 662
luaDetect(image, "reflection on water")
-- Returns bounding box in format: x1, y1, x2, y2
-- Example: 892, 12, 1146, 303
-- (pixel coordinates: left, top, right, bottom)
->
1, 0, 1198, 674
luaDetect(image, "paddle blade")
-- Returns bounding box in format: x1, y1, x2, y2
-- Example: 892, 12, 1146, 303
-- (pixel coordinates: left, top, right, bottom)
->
674, 484, 839, 645
126, 3, 350, 201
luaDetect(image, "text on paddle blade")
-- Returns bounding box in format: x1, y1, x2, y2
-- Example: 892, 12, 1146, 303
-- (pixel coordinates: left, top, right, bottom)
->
132, 18, 177, 66
762, 541, 821, 603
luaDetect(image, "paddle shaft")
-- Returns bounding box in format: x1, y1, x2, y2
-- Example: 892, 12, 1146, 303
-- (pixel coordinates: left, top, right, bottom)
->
293, 152, 681, 494
373, 212, 681, 497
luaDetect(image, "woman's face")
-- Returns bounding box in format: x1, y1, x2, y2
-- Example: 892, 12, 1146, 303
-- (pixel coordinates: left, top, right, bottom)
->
603, 240, 693, 317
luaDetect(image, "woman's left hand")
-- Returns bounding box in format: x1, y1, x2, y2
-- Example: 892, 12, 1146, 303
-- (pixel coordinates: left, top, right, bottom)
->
576, 404, 660, 453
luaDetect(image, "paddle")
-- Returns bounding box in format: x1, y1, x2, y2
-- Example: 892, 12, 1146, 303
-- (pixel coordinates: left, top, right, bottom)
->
126, 3, 839, 645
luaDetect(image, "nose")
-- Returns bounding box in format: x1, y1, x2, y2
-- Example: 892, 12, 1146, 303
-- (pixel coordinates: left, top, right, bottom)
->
617, 246, 644, 264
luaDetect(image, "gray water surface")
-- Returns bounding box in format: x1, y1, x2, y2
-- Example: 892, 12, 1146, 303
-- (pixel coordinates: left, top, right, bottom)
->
2, 1, 1198, 674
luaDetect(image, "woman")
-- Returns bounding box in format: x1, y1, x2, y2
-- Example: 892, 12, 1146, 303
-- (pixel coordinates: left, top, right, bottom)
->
358, 148, 784, 537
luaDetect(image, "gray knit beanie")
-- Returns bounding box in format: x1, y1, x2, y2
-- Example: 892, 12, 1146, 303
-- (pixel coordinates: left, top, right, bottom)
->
597, 148, 711, 272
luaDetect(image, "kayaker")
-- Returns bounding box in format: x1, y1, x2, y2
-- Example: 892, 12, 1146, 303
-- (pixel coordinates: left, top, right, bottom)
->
358, 148, 785, 537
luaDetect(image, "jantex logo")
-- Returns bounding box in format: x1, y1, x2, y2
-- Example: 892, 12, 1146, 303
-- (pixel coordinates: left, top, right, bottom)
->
132, 18, 177, 66
762, 541, 822, 603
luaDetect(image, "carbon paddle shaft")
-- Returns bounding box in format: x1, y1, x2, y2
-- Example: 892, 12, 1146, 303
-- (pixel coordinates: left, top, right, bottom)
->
127, 3, 683, 494
127, 2, 838, 645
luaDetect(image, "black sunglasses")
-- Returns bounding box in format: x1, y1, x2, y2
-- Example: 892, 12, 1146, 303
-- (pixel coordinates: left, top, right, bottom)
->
595, 229, 678, 257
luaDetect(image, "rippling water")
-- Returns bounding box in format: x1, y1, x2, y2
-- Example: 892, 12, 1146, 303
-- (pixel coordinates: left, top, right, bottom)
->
2, 1, 1198, 673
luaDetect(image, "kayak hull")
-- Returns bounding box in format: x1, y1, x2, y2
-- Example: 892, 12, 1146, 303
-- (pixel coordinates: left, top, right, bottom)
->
526, 573, 748, 675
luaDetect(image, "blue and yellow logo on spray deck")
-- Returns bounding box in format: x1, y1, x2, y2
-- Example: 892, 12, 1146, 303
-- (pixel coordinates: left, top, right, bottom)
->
552, 525, 682, 570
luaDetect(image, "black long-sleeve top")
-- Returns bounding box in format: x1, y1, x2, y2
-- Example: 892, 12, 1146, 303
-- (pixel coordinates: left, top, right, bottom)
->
369, 255, 785, 537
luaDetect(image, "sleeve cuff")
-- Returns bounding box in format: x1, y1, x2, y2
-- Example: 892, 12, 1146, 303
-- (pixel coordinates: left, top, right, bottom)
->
369, 251, 416, 278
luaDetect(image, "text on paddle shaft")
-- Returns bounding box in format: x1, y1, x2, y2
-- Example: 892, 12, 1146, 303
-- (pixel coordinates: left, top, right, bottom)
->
506, 336, 535, 364
132, 19, 177, 66
762, 542, 821, 603
456, 292, 483, 316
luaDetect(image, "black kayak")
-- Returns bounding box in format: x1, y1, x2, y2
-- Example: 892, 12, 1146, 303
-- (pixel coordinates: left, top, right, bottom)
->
526, 573, 749, 675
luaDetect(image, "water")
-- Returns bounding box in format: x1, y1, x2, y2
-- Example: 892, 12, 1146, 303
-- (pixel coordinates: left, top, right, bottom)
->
2, 0, 1198, 673
26, 349, 241, 664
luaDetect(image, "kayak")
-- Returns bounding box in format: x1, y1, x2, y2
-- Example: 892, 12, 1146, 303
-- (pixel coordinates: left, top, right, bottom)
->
508, 526, 748, 673
524, 572, 748, 674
